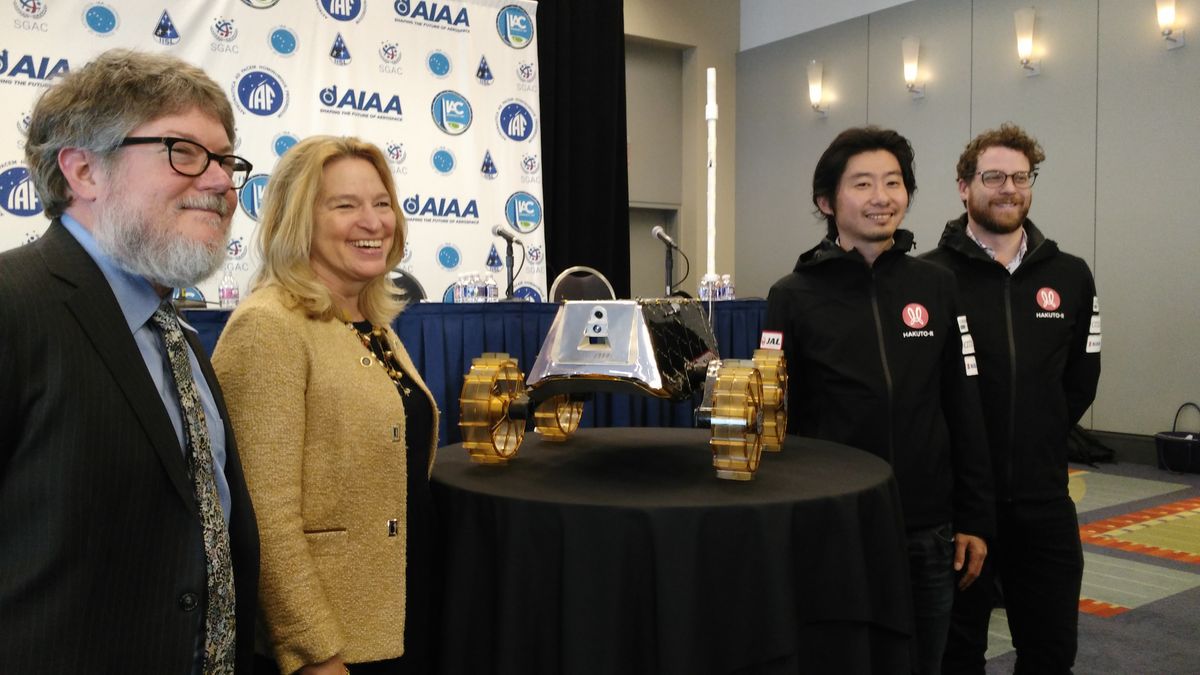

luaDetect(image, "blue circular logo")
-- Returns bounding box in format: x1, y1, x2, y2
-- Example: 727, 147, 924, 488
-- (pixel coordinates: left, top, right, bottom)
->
514, 283, 543, 303
504, 191, 542, 233
272, 133, 299, 157
239, 174, 270, 221
235, 69, 287, 116
426, 50, 451, 77
83, 4, 119, 34
441, 283, 456, 303
436, 244, 461, 270
498, 101, 535, 142
431, 149, 456, 175
319, 0, 362, 21
269, 27, 297, 55
0, 166, 43, 217
496, 5, 534, 49
431, 91, 472, 135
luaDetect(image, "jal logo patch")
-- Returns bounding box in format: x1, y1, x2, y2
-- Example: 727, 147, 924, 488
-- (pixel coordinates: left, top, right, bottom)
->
1036, 287, 1061, 311
759, 331, 782, 350
901, 303, 929, 329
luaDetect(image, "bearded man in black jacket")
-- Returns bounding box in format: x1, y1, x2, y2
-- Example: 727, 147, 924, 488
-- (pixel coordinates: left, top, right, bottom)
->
765, 127, 995, 675
924, 123, 1101, 675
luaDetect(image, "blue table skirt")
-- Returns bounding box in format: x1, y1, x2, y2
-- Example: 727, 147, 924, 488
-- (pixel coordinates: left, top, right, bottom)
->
185, 299, 767, 446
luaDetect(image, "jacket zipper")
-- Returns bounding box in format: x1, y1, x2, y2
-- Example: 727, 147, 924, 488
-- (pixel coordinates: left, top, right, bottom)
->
869, 270, 896, 466
1003, 275, 1017, 503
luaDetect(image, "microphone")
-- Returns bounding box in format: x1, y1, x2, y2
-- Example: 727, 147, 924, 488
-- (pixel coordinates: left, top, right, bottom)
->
491, 224, 521, 244
651, 225, 679, 249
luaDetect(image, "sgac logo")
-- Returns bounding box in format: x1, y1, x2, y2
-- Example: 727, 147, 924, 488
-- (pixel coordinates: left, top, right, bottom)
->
475, 55, 493, 85
152, 10, 181, 45
226, 236, 249, 260
317, 0, 363, 23
14, 0, 48, 20
496, 5, 533, 48
211, 18, 237, 41
272, 132, 298, 157
233, 67, 288, 117
17, 110, 31, 136
517, 62, 536, 83
82, 4, 119, 36
385, 141, 407, 165
268, 26, 298, 56
378, 41, 402, 75
393, 0, 470, 32
426, 50, 451, 77
238, 174, 269, 221
497, 99, 536, 142
1036, 287, 1061, 311
431, 90, 471, 135
329, 33, 351, 65
526, 243, 544, 271
319, 85, 403, 121
0, 164, 43, 217
430, 148, 455, 175
521, 153, 539, 175
0, 50, 71, 83
901, 303, 929, 329
504, 191, 542, 233
403, 193, 480, 222
435, 243, 461, 270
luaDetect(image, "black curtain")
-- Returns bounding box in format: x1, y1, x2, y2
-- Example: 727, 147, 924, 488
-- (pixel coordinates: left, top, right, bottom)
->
536, 0, 631, 298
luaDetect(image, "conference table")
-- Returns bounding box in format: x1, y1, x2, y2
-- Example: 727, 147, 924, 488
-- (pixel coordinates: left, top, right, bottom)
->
431, 428, 914, 674
185, 299, 768, 446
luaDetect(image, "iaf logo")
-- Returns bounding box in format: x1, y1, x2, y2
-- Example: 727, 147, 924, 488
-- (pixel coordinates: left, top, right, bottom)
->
504, 191, 542, 234
233, 67, 288, 117
268, 26, 298, 56
82, 3, 119, 35
497, 100, 536, 142
496, 5, 533, 49
239, 174, 269, 221
0, 164, 42, 217
431, 91, 472, 135
514, 283, 542, 303
316, 0, 363, 23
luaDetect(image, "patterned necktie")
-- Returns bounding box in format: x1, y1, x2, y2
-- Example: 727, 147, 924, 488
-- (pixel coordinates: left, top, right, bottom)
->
151, 303, 236, 675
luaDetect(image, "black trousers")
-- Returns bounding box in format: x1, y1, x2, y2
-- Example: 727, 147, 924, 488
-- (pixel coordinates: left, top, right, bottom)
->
942, 496, 1083, 675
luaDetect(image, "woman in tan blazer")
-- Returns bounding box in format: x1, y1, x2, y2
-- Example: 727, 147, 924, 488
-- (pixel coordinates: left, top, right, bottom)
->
213, 136, 439, 675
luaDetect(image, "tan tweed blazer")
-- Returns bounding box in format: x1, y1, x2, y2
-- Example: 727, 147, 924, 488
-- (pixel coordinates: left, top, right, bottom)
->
212, 285, 439, 675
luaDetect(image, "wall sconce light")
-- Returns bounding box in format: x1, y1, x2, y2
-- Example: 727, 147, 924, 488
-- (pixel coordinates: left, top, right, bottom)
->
1014, 7, 1042, 76
901, 36, 925, 98
1156, 0, 1187, 49
807, 59, 828, 116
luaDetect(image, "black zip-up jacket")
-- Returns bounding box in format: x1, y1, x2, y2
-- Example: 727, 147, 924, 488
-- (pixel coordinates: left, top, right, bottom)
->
922, 216, 1101, 503
765, 230, 995, 538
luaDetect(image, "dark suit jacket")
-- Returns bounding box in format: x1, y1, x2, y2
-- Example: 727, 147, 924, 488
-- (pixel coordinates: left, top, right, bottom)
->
0, 220, 259, 674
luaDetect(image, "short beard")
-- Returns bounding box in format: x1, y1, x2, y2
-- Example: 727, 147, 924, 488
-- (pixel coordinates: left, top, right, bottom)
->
93, 195, 230, 289
967, 196, 1028, 235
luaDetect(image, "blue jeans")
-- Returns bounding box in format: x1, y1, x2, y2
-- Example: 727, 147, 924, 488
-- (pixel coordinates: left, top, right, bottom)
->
908, 522, 957, 675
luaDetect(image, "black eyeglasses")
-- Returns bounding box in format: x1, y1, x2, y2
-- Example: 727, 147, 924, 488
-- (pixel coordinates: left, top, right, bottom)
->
117, 136, 253, 189
974, 170, 1038, 189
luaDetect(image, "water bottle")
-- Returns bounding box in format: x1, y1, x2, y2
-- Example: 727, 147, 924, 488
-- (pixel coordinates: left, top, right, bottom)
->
699, 273, 719, 301
485, 274, 499, 303
453, 274, 464, 304
720, 274, 734, 301
218, 270, 239, 309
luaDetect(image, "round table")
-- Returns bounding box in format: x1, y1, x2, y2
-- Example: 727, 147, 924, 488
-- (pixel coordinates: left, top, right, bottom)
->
432, 427, 913, 674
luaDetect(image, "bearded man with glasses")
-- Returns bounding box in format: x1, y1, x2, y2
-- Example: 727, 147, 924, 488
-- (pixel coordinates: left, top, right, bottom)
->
923, 123, 1101, 675
0, 49, 259, 674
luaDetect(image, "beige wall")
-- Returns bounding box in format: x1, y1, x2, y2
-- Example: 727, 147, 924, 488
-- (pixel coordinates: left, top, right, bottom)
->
625, 0, 740, 291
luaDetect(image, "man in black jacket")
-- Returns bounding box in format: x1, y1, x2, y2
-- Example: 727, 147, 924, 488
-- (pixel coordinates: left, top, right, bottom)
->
924, 124, 1101, 674
766, 127, 995, 674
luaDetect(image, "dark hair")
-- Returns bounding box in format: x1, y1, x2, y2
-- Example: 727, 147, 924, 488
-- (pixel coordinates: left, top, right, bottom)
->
956, 122, 1045, 181
812, 126, 917, 238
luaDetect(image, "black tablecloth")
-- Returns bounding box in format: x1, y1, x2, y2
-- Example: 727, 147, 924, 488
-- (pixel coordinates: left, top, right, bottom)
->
431, 428, 914, 675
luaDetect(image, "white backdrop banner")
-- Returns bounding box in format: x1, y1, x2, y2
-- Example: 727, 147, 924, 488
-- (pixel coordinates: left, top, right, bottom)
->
0, 0, 546, 303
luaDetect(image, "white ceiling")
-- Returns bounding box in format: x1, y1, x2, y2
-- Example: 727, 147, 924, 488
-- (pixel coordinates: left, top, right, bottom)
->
740, 0, 914, 51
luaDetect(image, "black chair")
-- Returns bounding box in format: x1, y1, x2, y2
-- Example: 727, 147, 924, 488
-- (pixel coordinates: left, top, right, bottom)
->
549, 266, 616, 302
389, 268, 427, 302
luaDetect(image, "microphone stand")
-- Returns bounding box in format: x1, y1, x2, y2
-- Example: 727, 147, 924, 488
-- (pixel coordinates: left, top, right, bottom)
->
663, 242, 674, 297
504, 238, 516, 300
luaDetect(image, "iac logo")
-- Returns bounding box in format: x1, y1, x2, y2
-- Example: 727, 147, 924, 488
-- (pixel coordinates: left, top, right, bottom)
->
0, 164, 43, 217
497, 99, 535, 142
504, 191, 542, 233
319, 85, 403, 120
82, 4, 119, 36
238, 174, 269, 221
0, 49, 70, 83
317, 0, 363, 23
496, 5, 533, 48
233, 67, 288, 116
402, 193, 480, 222
431, 90, 471, 135
393, 1, 470, 32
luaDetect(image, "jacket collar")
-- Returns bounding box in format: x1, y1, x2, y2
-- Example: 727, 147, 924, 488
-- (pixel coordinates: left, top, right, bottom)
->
795, 228, 916, 272
937, 214, 1057, 267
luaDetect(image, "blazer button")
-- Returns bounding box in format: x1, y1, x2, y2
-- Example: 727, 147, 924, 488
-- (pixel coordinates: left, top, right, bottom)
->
179, 592, 200, 612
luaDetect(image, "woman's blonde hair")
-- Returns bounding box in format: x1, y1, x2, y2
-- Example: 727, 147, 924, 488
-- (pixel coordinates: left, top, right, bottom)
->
254, 136, 407, 325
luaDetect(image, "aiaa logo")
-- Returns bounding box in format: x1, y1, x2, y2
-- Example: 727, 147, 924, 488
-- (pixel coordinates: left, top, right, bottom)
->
318, 0, 363, 22
330, 33, 351, 65
152, 10, 181, 45
82, 4, 119, 36
497, 100, 535, 142
393, 1, 470, 31
496, 5, 533, 48
504, 191, 542, 233
431, 90, 471, 135
901, 303, 929, 329
211, 18, 237, 42
0, 165, 43, 217
403, 193, 480, 221
0, 50, 71, 82
14, 0, 47, 20
1036, 287, 1061, 311
234, 67, 288, 116
238, 174, 269, 221
319, 85, 403, 120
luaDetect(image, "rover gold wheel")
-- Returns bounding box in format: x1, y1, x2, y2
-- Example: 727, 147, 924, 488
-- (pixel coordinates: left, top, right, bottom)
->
460, 353, 526, 464
709, 360, 764, 481
753, 349, 788, 451
534, 395, 584, 441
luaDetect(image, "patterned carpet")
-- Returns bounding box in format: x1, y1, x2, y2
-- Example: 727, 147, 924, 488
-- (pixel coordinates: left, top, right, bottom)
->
984, 462, 1200, 673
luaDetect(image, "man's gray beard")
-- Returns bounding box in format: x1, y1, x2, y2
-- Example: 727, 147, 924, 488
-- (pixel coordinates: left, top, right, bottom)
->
92, 197, 230, 289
